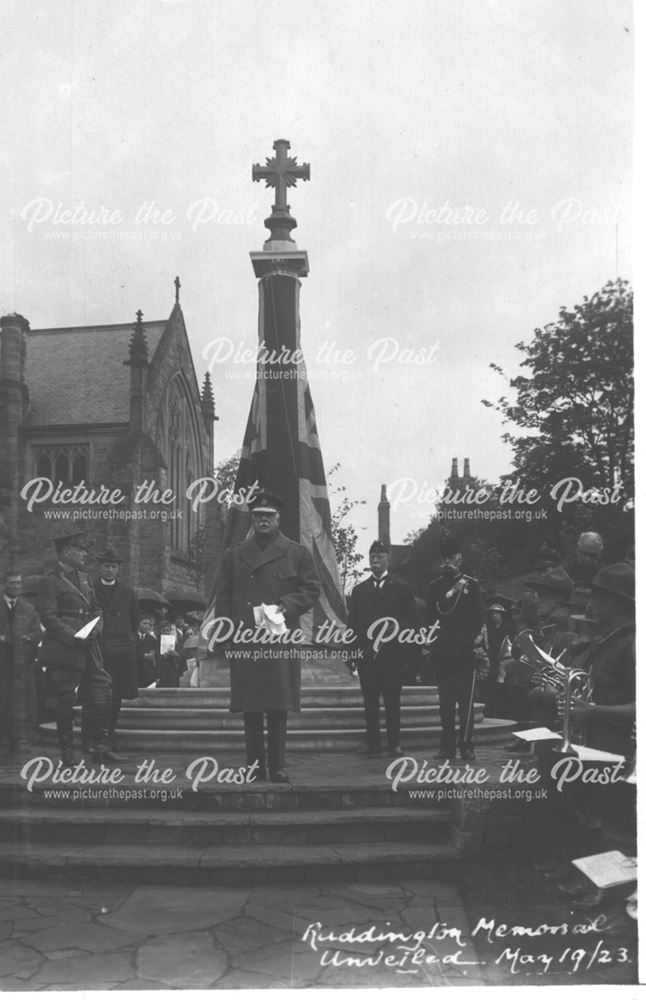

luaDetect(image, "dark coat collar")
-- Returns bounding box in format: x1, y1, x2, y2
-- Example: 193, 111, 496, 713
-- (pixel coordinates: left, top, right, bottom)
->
238, 531, 290, 570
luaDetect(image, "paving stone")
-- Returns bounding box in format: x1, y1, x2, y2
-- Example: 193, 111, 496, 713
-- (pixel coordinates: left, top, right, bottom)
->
0, 941, 42, 978
0, 903, 38, 922
212, 915, 292, 954
30, 952, 133, 985
230, 941, 322, 986
99, 885, 247, 934
21, 918, 142, 955
111, 977, 167, 989
11, 916, 59, 934
44, 948, 91, 960
217, 968, 285, 988
243, 900, 313, 935
136, 931, 227, 987
246, 883, 321, 905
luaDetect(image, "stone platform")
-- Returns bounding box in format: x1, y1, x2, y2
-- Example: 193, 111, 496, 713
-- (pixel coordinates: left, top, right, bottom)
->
39, 685, 516, 752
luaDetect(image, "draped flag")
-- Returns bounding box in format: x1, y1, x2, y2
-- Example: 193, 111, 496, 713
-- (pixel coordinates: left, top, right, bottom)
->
204, 270, 347, 644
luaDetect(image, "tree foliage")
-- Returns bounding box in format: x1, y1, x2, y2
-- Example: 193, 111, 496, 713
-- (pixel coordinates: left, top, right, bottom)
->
327, 463, 366, 591
483, 278, 633, 500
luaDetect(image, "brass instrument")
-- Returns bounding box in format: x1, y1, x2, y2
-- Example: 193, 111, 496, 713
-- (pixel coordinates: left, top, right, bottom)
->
514, 631, 592, 751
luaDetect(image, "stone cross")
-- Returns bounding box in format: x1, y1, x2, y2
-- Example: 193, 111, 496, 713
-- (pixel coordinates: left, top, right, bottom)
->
252, 139, 310, 211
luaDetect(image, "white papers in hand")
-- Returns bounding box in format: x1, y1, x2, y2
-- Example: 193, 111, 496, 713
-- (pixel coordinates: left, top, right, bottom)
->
253, 604, 287, 636
160, 634, 176, 655
74, 616, 101, 640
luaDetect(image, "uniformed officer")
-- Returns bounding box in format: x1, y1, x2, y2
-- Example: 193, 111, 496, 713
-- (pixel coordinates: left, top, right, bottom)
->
212, 491, 320, 782
425, 538, 484, 760
36, 530, 114, 764
347, 540, 417, 756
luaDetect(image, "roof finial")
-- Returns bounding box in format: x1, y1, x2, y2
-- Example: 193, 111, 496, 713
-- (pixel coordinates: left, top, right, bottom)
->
124, 309, 149, 367
200, 372, 218, 422
174, 276, 181, 305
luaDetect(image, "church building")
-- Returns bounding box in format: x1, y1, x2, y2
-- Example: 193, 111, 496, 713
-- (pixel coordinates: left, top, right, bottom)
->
0, 282, 223, 607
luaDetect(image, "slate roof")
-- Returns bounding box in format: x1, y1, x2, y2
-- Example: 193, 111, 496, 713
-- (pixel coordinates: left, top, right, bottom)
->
24, 320, 167, 427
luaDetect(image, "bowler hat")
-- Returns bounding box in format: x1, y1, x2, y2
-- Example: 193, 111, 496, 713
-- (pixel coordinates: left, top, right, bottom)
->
248, 491, 284, 514
53, 529, 90, 552
523, 566, 573, 598
591, 563, 634, 603
97, 548, 122, 564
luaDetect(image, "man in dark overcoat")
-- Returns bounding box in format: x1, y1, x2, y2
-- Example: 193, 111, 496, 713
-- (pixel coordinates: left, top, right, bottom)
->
94, 548, 140, 751
212, 491, 320, 782
347, 540, 417, 756
36, 529, 113, 764
425, 538, 485, 761
0, 570, 42, 755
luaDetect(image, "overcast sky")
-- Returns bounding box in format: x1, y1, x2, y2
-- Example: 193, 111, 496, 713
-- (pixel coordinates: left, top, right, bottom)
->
1, 0, 633, 548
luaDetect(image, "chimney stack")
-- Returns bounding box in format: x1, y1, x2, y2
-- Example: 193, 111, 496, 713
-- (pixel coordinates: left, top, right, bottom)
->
378, 484, 391, 546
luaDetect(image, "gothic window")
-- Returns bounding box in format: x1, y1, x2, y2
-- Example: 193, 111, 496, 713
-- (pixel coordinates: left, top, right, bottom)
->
162, 375, 202, 560
33, 444, 89, 483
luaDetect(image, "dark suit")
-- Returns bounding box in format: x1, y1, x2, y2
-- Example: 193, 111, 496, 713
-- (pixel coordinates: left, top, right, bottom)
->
36, 564, 112, 755
0, 596, 41, 748
136, 632, 158, 687
94, 579, 140, 742
348, 573, 417, 752
426, 573, 484, 754
213, 531, 320, 773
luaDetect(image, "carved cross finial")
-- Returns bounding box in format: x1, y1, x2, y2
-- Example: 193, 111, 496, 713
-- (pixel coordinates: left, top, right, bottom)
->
252, 139, 310, 211
252, 139, 310, 243
174, 276, 181, 304
125, 309, 149, 368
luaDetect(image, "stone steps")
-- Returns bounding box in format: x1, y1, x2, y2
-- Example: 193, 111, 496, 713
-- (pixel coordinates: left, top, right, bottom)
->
38, 717, 514, 751
110, 704, 464, 728
0, 804, 453, 846
0, 840, 461, 885
131, 685, 442, 708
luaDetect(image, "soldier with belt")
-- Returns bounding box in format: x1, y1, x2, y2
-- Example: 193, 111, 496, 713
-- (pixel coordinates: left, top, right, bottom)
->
425, 538, 484, 761
36, 530, 114, 765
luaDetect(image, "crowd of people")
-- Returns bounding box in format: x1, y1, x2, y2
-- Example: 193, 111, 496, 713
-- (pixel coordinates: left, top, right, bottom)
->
0, 530, 202, 763
0, 518, 636, 813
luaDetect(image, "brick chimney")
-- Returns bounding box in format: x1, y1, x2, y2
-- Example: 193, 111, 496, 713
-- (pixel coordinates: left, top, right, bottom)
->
378, 483, 391, 546
0, 313, 30, 558
463, 458, 471, 481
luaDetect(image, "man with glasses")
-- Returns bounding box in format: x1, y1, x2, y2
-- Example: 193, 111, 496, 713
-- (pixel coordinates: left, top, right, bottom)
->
213, 492, 320, 782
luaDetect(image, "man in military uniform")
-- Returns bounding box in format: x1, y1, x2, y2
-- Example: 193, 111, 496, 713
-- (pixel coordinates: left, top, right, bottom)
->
347, 540, 417, 757
94, 548, 140, 752
425, 539, 484, 761
0, 570, 42, 757
36, 530, 114, 764
212, 491, 320, 782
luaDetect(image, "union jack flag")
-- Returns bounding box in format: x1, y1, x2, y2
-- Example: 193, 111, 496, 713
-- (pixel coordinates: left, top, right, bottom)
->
208, 271, 346, 641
